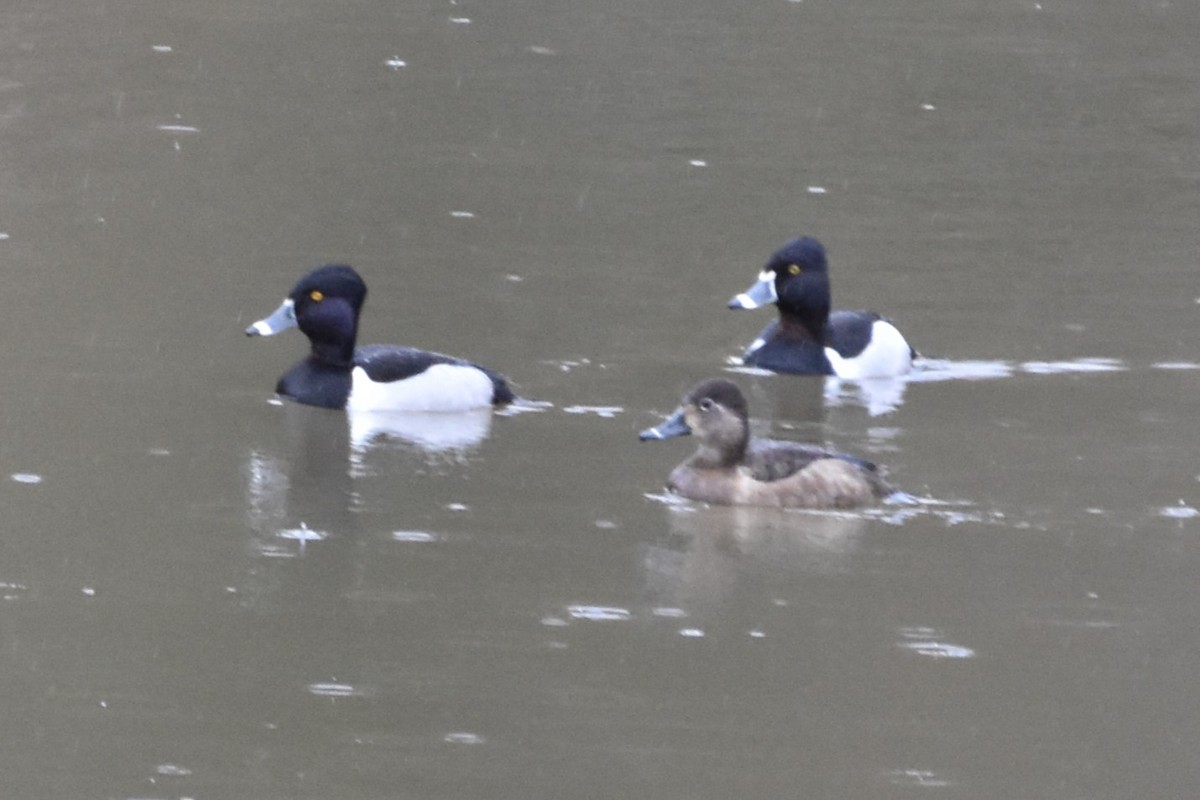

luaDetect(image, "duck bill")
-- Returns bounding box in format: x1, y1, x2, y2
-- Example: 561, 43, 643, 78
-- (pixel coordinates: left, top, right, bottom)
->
245, 298, 297, 337
727, 270, 777, 310
639, 408, 691, 441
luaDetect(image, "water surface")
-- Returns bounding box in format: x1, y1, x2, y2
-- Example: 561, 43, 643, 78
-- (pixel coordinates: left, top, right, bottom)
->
2, 1, 1199, 798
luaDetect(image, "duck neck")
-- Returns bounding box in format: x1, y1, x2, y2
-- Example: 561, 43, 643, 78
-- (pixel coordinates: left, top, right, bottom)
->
777, 311, 827, 343
309, 336, 356, 368
689, 436, 748, 470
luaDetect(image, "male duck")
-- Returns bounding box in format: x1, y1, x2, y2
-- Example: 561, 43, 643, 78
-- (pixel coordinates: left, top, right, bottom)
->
728, 236, 915, 378
639, 379, 890, 508
246, 264, 514, 411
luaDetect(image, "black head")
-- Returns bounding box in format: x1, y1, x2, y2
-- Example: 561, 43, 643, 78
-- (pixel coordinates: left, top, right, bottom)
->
288, 264, 368, 317
765, 237, 831, 320
246, 264, 368, 366
767, 236, 829, 279
288, 264, 367, 355
728, 236, 833, 340
758, 236, 835, 343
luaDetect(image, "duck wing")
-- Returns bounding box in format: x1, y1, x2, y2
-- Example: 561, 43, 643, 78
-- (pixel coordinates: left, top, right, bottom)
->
825, 310, 882, 359
354, 345, 465, 382
354, 345, 515, 404
826, 310, 917, 362
744, 438, 879, 483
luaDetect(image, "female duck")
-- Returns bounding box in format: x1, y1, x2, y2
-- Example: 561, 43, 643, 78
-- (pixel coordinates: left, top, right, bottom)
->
639, 379, 890, 508
246, 264, 513, 411
728, 236, 915, 378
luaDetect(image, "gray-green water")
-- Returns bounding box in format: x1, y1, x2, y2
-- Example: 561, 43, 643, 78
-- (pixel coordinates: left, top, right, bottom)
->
2, 1, 1200, 797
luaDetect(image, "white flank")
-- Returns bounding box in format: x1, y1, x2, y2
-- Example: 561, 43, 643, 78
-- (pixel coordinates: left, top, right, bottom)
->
347, 363, 496, 412
825, 320, 913, 379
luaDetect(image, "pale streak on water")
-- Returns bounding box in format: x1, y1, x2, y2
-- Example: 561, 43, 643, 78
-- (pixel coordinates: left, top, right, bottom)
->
0, 1, 1199, 798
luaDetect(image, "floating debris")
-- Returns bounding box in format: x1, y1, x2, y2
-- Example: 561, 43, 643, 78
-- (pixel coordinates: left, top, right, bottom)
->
1019, 357, 1124, 374
887, 769, 952, 788
307, 682, 367, 698
1160, 503, 1199, 520
897, 626, 975, 659
155, 764, 193, 777
567, 605, 630, 622
562, 405, 623, 418
384, 56, 407, 70
11, 473, 42, 484
277, 523, 328, 543
898, 640, 975, 659
391, 530, 438, 543
444, 732, 485, 745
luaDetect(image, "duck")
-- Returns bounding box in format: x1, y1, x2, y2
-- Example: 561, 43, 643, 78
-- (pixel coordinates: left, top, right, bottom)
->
245, 264, 514, 411
728, 236, 915, 378
639, 379, 890, 508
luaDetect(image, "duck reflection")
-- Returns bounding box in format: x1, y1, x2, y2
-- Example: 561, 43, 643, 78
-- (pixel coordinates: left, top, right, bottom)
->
347, 407, 493, 455
241, 402, 494, 607
640, 502, 868, 622
726, 370, 910, 428
823, 375, 910, 416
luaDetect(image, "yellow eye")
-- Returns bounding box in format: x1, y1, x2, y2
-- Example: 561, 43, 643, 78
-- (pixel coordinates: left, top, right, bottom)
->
788, 264, 801, 276
310, 290, 324, 302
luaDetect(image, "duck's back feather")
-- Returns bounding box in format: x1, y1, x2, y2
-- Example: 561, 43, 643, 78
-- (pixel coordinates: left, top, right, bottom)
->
825, 310, 879, 359
740, 457, 887, 508
744, 438, 879, 483
353, 345, 514, 407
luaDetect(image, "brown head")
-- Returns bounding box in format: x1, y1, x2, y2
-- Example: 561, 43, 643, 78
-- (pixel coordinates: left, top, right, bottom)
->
639, 379, 752, 469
